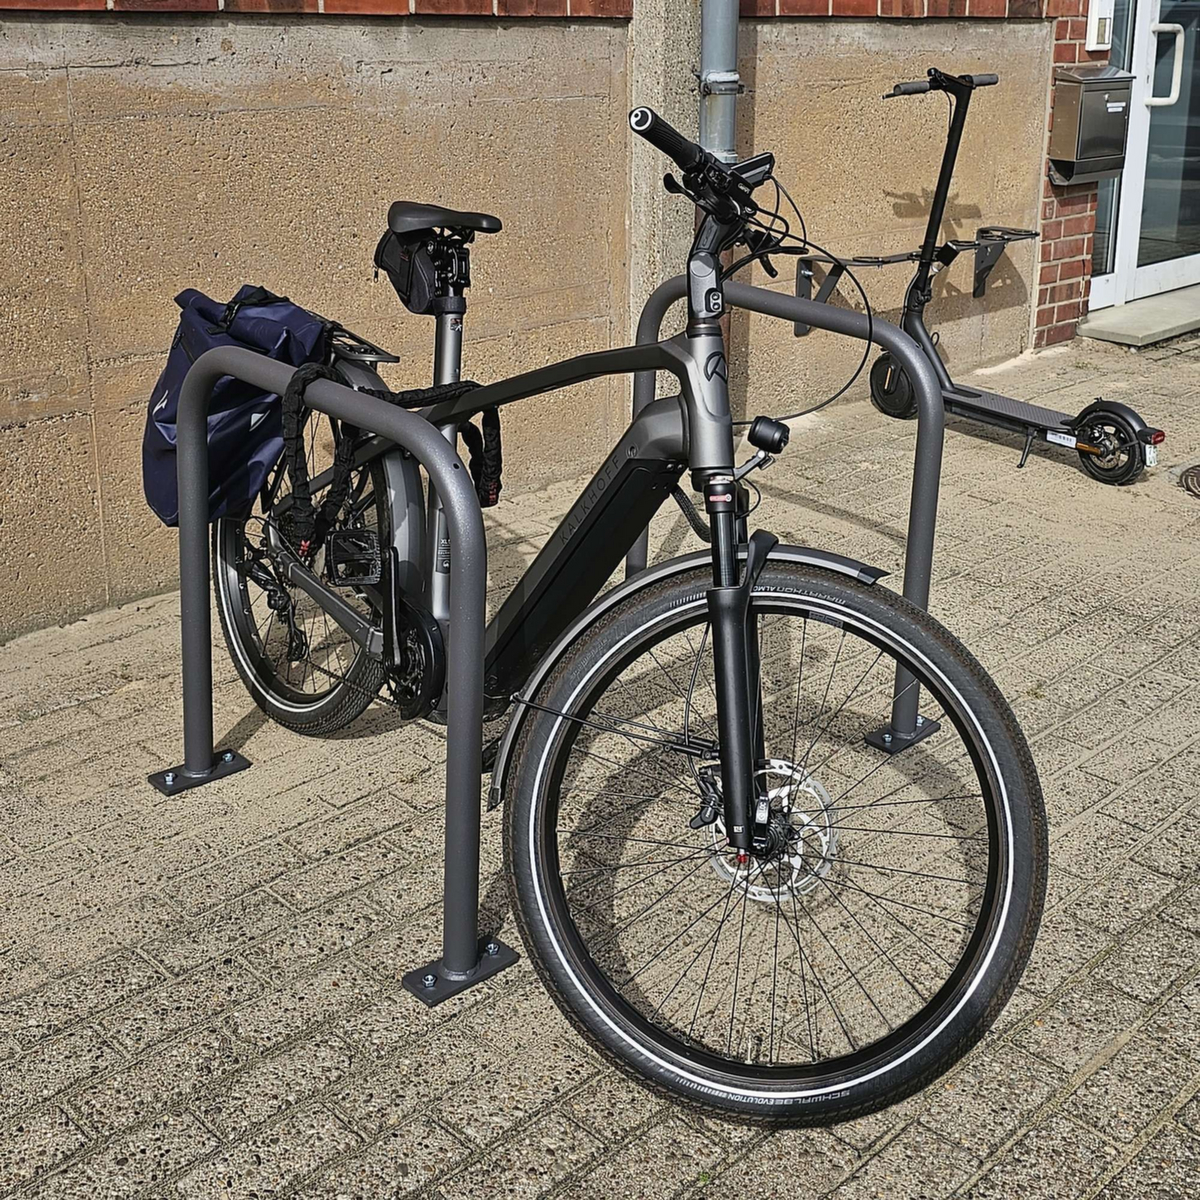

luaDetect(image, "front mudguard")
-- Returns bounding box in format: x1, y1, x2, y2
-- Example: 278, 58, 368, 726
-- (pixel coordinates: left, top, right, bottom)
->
486, 542, 887, 811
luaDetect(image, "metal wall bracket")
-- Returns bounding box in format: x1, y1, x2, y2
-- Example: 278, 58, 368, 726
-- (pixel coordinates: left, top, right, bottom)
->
793, 260, 846, 336
973, 238, 1008, 299
697, 68, 744, 97
973, 227, 1038, 298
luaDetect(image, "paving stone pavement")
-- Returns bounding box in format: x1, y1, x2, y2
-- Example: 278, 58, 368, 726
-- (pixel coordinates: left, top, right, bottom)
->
2, 332, 1200, 1199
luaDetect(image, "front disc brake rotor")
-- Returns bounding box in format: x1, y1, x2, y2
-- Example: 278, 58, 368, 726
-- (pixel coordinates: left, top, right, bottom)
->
709, 758, 839, 903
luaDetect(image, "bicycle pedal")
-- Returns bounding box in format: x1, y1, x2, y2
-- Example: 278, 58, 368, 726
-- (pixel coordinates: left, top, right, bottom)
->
326, 528, 382, 587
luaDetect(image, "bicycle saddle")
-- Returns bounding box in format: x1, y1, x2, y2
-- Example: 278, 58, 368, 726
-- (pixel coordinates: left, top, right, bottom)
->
387, 202, 502, 236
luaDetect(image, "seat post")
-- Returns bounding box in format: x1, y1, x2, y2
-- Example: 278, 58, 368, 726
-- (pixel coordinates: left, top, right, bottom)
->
433, 291, 466, 387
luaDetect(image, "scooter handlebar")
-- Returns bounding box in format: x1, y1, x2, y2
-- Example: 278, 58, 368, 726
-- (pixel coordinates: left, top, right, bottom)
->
885, 80, 932, 98
885, 71, 999, 99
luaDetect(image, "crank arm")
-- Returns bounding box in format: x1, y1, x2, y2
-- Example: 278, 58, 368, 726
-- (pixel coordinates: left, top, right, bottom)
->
263, 527, 384, 659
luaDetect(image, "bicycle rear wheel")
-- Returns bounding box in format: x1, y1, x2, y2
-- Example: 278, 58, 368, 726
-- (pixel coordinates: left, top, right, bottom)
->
213, 409, 389, 735
504, 560, 1045, 1123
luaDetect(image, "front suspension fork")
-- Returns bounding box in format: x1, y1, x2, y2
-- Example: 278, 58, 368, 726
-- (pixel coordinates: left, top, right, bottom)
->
705, 475, 777, 852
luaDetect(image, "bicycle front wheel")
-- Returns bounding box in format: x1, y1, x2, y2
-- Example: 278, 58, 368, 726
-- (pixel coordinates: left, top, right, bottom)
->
505, 560, 1045, 1123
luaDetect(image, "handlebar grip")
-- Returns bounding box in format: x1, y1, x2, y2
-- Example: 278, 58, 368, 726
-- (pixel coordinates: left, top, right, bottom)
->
886, 80, 933, 98
629, 107, 708, 173
966, 72, 999, 87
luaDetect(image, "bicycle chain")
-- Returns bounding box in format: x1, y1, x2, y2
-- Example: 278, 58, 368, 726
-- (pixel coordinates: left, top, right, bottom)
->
295, 648, 407, 710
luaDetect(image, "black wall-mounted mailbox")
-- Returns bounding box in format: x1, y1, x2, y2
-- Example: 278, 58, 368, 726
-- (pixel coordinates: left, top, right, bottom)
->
1048, 65, 1133, 185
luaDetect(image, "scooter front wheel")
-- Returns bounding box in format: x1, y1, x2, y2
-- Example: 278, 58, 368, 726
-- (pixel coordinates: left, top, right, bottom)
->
504, 561, 1046, 1124
869, 354, 919, 420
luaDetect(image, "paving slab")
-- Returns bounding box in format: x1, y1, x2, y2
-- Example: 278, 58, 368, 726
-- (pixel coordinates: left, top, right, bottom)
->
1, 332, 1199, 1196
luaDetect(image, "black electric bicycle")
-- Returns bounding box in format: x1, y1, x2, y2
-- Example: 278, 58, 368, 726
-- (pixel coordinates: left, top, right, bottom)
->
802, 68, 1164, 485
210, 111, 1046, 1123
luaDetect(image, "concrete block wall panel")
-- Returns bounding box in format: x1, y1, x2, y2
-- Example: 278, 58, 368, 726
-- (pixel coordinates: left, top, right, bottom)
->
0, 16, 631, 643
727, 18, 1053, 422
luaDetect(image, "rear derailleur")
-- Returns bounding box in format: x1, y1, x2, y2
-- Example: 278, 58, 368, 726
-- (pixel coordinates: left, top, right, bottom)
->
236, 544, 308, 664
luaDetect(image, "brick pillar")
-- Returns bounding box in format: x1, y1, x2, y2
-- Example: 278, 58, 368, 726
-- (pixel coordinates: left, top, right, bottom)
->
1034, 8, 1108, 346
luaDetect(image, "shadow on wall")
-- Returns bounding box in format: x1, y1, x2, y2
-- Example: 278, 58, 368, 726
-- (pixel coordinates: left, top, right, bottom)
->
723, 18, 1050, 425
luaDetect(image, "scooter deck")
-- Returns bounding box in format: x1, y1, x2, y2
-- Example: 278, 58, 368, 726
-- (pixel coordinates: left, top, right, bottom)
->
944, 385, 1071, 433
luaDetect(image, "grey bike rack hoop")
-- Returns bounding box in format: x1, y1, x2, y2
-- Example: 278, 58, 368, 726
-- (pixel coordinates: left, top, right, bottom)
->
624, 276, 946, 751
155, 344, 517, 1002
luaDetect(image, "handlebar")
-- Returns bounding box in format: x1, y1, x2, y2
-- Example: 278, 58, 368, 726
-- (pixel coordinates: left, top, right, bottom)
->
884, 71, 999, 99
629, 107, 711, 174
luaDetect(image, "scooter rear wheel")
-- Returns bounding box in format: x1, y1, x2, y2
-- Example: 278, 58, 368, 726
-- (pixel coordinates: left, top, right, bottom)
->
1076, 406, 1146, 486
869, 354, 919, 420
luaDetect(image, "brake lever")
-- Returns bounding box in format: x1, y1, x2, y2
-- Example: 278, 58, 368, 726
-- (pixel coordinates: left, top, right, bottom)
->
743, 227, 781, 278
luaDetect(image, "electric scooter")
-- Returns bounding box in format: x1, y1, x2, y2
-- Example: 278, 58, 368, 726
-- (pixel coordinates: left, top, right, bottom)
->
801, 68, 1166, 485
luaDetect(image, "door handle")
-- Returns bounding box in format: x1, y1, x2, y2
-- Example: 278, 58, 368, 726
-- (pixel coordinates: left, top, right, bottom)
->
1147, 22, 1186, 107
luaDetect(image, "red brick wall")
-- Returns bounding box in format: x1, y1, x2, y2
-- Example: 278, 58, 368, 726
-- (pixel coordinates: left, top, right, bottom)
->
0, 0, 630, 14
1036, 8, 1107, 345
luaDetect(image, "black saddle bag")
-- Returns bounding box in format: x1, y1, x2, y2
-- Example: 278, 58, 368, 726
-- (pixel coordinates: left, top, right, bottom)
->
374, 230, 439, 316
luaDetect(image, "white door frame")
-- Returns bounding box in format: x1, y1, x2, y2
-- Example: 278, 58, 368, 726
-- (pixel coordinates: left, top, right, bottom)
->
1090, 2, 1200, 308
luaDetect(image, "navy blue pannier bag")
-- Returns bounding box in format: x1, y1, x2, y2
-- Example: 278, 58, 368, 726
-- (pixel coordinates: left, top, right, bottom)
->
142, 285, 329, 526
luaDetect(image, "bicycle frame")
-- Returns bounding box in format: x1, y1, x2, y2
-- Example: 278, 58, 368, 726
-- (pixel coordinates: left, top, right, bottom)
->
158, 207, 888, 1006
275, 211, 795, 856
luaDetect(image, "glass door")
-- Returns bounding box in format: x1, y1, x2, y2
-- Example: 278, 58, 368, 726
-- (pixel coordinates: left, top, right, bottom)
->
1090, 0, 1200, 307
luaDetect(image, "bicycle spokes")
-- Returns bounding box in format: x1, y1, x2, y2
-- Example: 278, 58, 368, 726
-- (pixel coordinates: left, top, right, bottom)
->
550, 604, 993, 1069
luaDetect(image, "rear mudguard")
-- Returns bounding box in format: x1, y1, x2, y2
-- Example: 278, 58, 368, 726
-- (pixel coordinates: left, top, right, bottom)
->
486, 542, 887, 810
331, 357, 428, 597
1066, 398, 1150, 435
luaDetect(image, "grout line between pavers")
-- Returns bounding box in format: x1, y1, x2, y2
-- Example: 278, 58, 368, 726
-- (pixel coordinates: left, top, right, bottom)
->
1079, 1073, 1200, 1200
25, 961, 502, 1199
946, 898, 1200, 1195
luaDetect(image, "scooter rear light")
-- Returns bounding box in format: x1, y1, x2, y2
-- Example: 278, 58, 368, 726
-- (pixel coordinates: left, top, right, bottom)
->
1141, 428, 1166, 446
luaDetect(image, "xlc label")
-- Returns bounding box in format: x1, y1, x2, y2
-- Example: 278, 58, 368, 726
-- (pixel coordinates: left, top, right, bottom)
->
437, 536, 451, 573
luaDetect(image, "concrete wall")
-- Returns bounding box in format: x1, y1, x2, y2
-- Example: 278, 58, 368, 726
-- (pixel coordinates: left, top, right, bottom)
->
0, 16, 631, 640
724, 19, 1054, 422
0, 12, 1052, 643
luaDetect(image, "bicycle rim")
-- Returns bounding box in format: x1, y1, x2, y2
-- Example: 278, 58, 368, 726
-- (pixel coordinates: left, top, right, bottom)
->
214, 412, 383, 709
521, 580, 1019, 1096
